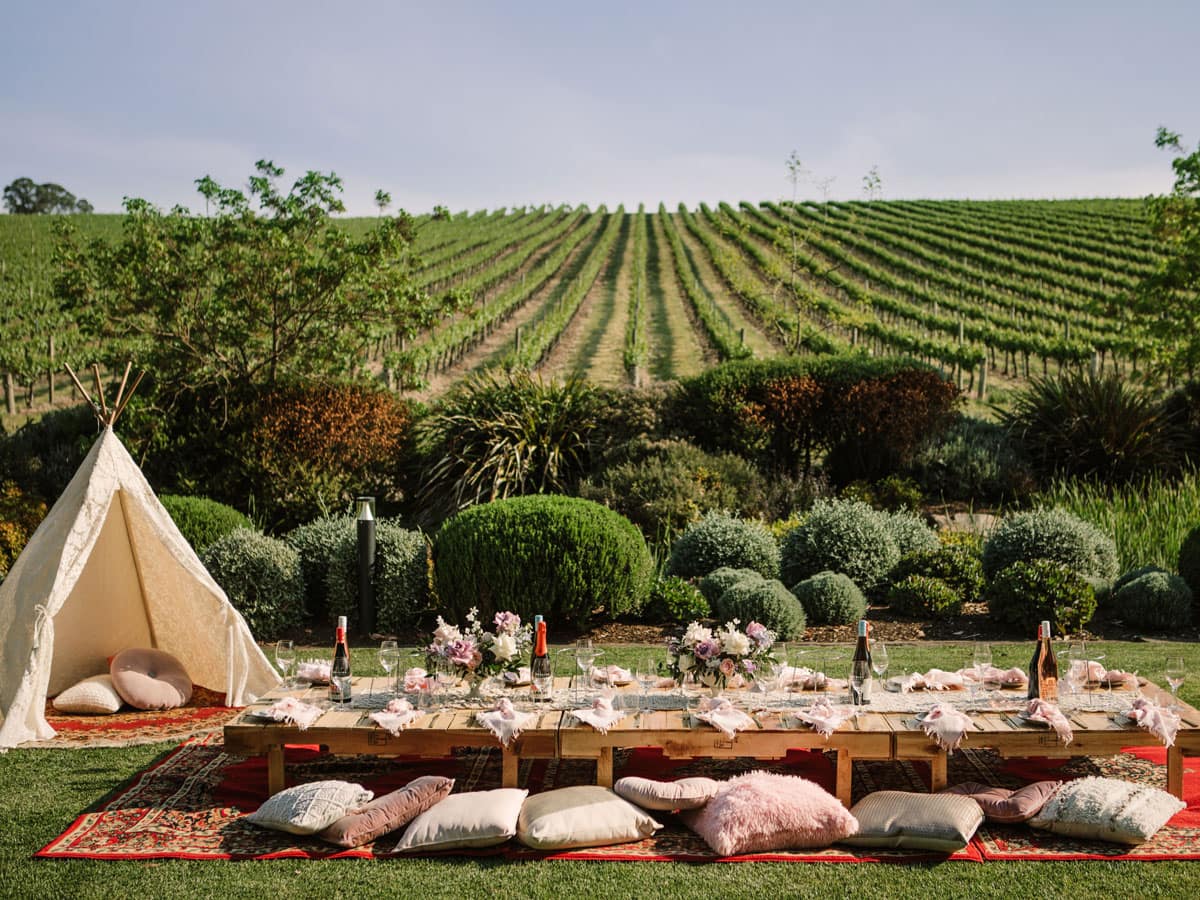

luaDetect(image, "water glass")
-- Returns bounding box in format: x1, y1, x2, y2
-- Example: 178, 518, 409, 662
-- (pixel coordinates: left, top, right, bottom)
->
274, 640, 296, 689
379, 640, 400, 695
1166, 657, 1185, 711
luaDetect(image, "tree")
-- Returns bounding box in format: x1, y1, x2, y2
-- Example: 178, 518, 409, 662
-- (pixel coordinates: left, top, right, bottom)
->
3, 177, 92, 214
374, 189, 391, 214
54, 160, 430, 410
862, 165, 883, 201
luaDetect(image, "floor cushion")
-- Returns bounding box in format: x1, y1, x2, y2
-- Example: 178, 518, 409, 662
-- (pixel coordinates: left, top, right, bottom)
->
109, 647, 193, 710
245, 781, 374, 835
319, 776, 454, 848
1028, 776, 1185, 845
517, 785, 662, 850
940, 780, 1062, 823
680, 770, 858, 855
392, 788, 528, 852
613, 776, 720, 811
839, 791, 983, 852
52, 674, 124, 714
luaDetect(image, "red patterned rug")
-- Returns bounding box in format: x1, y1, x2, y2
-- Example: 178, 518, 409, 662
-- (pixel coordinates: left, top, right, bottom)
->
36, 736, 1200, 863
26, 687, 240, 749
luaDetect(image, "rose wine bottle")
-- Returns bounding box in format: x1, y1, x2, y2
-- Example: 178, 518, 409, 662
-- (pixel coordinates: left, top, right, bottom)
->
1038, 619, 1058, 701
851, 619, 872, 705
531, 620, 552, 702
330, 615, 352, 705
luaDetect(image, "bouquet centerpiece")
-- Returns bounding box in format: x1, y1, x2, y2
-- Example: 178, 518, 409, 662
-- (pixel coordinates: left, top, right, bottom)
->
427, 608, 532, 691
667, 619, 777, 694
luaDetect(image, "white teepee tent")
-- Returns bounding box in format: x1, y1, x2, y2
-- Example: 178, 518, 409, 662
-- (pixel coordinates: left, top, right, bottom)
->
0, 417, 278, 750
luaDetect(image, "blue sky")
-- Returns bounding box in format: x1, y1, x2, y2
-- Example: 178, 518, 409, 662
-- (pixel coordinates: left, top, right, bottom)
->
3, 1, 1197, 214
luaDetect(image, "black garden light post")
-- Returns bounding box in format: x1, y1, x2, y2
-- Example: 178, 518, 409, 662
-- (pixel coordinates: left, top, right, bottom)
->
356, 496, 376, 634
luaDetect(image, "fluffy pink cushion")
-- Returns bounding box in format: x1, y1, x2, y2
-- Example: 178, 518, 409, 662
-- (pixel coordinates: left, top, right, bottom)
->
109, 647, 193, 710
940, 781, 1062, 824
613, 776, 720, 811
318, 776, 454, 848
680, 771, 858, 855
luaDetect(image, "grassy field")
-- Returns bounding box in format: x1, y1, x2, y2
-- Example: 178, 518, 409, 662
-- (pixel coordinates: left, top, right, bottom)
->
3, 640, 1198, 899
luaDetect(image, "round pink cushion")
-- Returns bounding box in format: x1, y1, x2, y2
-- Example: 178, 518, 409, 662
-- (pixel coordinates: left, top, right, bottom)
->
109, 648, 194, 710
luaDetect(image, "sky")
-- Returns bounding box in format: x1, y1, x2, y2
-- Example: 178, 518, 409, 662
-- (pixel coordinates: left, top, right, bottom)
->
3, 1, 1197, 215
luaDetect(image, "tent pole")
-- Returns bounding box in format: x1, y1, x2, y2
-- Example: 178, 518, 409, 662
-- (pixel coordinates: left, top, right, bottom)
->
117, 488, 158, 649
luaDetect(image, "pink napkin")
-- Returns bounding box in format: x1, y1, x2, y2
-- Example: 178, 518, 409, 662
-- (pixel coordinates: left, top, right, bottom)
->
655, 676, 678, 689
1100, 668, 1138, 688
692, 697, 755, 739
919, 703, 974, 753
591, 665, 634, 685
296, 660, 331, 684
793, 700, 853, 738
476, 697, 536, 747
962, 665, 1027, 687
571, 695, 626, 734
901, 669, 965, 692
502, 666, 531, 686
370, 698, 423, 735
1023, 698, 1073, 745
402, 667, 429, 693
1123, 696, 1181, 748
782, 666, 848, 691
257, 697, 324, 730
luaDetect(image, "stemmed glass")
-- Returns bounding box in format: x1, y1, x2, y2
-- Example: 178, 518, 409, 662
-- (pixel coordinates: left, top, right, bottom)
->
1165, 657, 1186, 711
575, 639, 599, 703
1064, 652, 1089, 710
274, 640, 296, 689
872, 643, 890, 689
636, 655, 658, 715
435, 657, 459, 710
972, 642, 992, 700
379, 640, 400, 697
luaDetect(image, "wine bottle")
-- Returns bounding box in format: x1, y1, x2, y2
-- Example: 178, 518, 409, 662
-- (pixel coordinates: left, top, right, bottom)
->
531, 620, 552, 702
1027, 622, 1044, 700
1038, 619, 1059, 701
851, 619, 872, 705
330, 615, 352, 705
531, 615, 543, 670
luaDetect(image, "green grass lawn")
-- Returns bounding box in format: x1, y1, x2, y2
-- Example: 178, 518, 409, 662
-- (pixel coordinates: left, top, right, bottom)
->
3, 641, 1199, 899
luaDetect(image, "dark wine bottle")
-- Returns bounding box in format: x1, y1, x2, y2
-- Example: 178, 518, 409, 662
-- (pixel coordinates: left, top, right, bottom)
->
851, 619, 872, 705
1026, 622, 1044, 700
531, 614, 543, 670
330, 615, 352, 704
531, 620, 552, 701
1038, 619, 1058, 701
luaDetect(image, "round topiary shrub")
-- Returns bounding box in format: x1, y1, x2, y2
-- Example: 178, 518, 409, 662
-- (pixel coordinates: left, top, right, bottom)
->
887, 575, 963, 618
202, 528, 304, 640
984, 559, 1098, 635
1113, 564, 1169, 595
714, 577, 807, 639
891, 546, 985, 603
981, 508, 1119, 582
884, 510, 939, 559
645, 576, 711, 623
432, 495, 654, 628
697, 567, 764, 606
779, 498, 900, 590
1111, 571, 1193, 631
790, 571, 867, 625
665, 512, 780, 581
1178, 525, 1200, 603
285, 515, 356, 617
324, 519, 431, 634
160, 494, 253, 553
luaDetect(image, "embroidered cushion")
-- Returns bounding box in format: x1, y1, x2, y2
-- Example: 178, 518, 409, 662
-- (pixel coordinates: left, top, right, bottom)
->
245, 781, 374, 835
109, 647, 193, 710
940, 780, 1061, 823
1028, 776, 1185, 845
392, 788, 528, 852
52, 674, 124, 714
840, 791, 983, 852
517, 786, 662, 849
318, 776, 454, 848
613, 776, 720, 811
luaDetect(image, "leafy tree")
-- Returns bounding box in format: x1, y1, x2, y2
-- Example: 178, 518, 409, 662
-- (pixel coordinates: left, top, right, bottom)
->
3, 177, 92, 214
862, 165, 883, 200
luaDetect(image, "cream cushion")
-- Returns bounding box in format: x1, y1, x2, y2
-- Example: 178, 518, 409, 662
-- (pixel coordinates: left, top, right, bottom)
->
613, 776, 720, 811
52, 674, 124, 714
840, 791, 983, 852
109, 647, 193, 710
1029, 777, 1185, 845
245, 781, 374, 835
393, 788, 528, 852
517, 786, 662, 850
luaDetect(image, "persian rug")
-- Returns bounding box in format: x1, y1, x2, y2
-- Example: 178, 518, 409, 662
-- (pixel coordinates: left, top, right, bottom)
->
36, 736, 1199, 863
23, 688, 240, 749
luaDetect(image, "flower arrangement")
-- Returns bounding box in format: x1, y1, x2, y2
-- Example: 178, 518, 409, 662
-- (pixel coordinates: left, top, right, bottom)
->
427, 608, 532, 681
667, 619, 777, 692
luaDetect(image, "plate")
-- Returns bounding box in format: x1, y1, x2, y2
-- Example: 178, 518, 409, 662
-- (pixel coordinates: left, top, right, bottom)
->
1014, 711, 1050, 727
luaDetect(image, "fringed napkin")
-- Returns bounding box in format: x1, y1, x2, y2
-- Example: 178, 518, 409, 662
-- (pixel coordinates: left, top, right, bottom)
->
1099, 668, 1138, 688
655, 676, 678, 689
919, 703, 974, 753
1123, 696, 1181, 747
502, 666, 531, 686
570, 695, 626, 734
901, 669, 965, 692
1023, 698, 1073, 745
256, 697, 324, 730
691, 698, 755, 739
296, 660, 331, 684
402, 667, 429, 693
591, 664, 634, 685
476, 698, 536, 747
781, 666, 848, 691
370, 698, 423, 735
962, 665, 1027, 687
793, 700, 853, 738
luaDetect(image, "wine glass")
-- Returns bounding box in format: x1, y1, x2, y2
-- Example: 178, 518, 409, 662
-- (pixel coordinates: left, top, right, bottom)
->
379, 640, 400, 697
1165, 657, 1186, 711
1064, 653, 1088, 710
973, 641, 992, 695
435, 657, 459, 710
274, 640, 296, 689
872, 642, 890, 686
575, 639, 598, 702
636, 655, 658, 714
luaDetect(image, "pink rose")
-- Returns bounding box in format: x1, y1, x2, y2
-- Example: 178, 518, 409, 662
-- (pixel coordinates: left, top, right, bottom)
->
494, 611, 521, 634
719, 658, 736, 677
694, 638, 721, 661
447, 638, 477, 668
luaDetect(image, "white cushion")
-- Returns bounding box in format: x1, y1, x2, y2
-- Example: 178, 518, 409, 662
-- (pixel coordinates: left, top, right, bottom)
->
839, 791, 983, 852
245, 781, 374, 835
1029, 777, 1185, 845
614, 776, 720, 811
517, 786, 662, 849
52, 674, 123, 714
393, 788, 528, 852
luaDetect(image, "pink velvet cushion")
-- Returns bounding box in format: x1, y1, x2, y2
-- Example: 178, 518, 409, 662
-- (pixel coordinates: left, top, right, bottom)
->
109, 647, 193, 710
613, 776, 720, 811
318, 776, 454, 848
680, 770, 858, 855
940, 781, 1061, 824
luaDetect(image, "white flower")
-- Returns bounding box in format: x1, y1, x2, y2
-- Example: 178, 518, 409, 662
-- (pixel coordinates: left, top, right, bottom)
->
683, 622, 713, 646
721, 629, 752, 656
432, 618, 462, 645
678, 652, 694, 673
492, 633, 518, 662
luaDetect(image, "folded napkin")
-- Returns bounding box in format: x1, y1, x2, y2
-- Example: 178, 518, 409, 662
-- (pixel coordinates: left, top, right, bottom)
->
571, 695, 626, 734
655, 676, 678, 689
403, 667, 429, 693
1023, 698, 1073, 745
502, 666, 531, 686
296, 660, 331, 683
901, 669, 965, 692
792, 700, 853, 738
1123, 696, 1181, 748
919, 703, 974, 753
370, 698, 423, 735
962, 665, 1027, 687
691, 697, 755, 739
1099, 668, 1138, 687
257, 697, 324, 730
591, 664, 633, 684
781, 666, 848, 691
476, 698, 536, 747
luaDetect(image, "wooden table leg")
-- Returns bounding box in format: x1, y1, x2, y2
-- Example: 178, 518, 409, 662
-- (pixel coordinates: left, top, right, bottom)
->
502, 750, 519, 788
929, 751, 947, 793
1168, 746, 1183, 798
267, 744, 285, 796
596, 747, 614, 787
836, 748, 852, 807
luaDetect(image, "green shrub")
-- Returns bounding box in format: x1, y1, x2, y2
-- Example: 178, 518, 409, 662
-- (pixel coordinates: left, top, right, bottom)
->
201, 529, 304, 640
0, 481, 47, 581
1113, 565, 1169, 596
432, 495, 654, 628
0, 404, 96, 501
665, 512, 780, 581
885, 509, 939, 558
984, 559, 1098, 635
904, 414, 1035, 504
160, 494, 253, 552
981, 508, 1119, 582
324, 520, 431, 634
1180, 525, 1200, 602
887, 575, 963, 617
1083, 574, 1113, 611
791, 571, 867, 625
285, 515, 356, 617
840, 475, 923, 512
697, 567, 763, 606
714, 577, 807, 639
779, 498, 900, 589
891, 546, 985, 603
645, 576, 710, 623
1110, 570, 1194, 631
